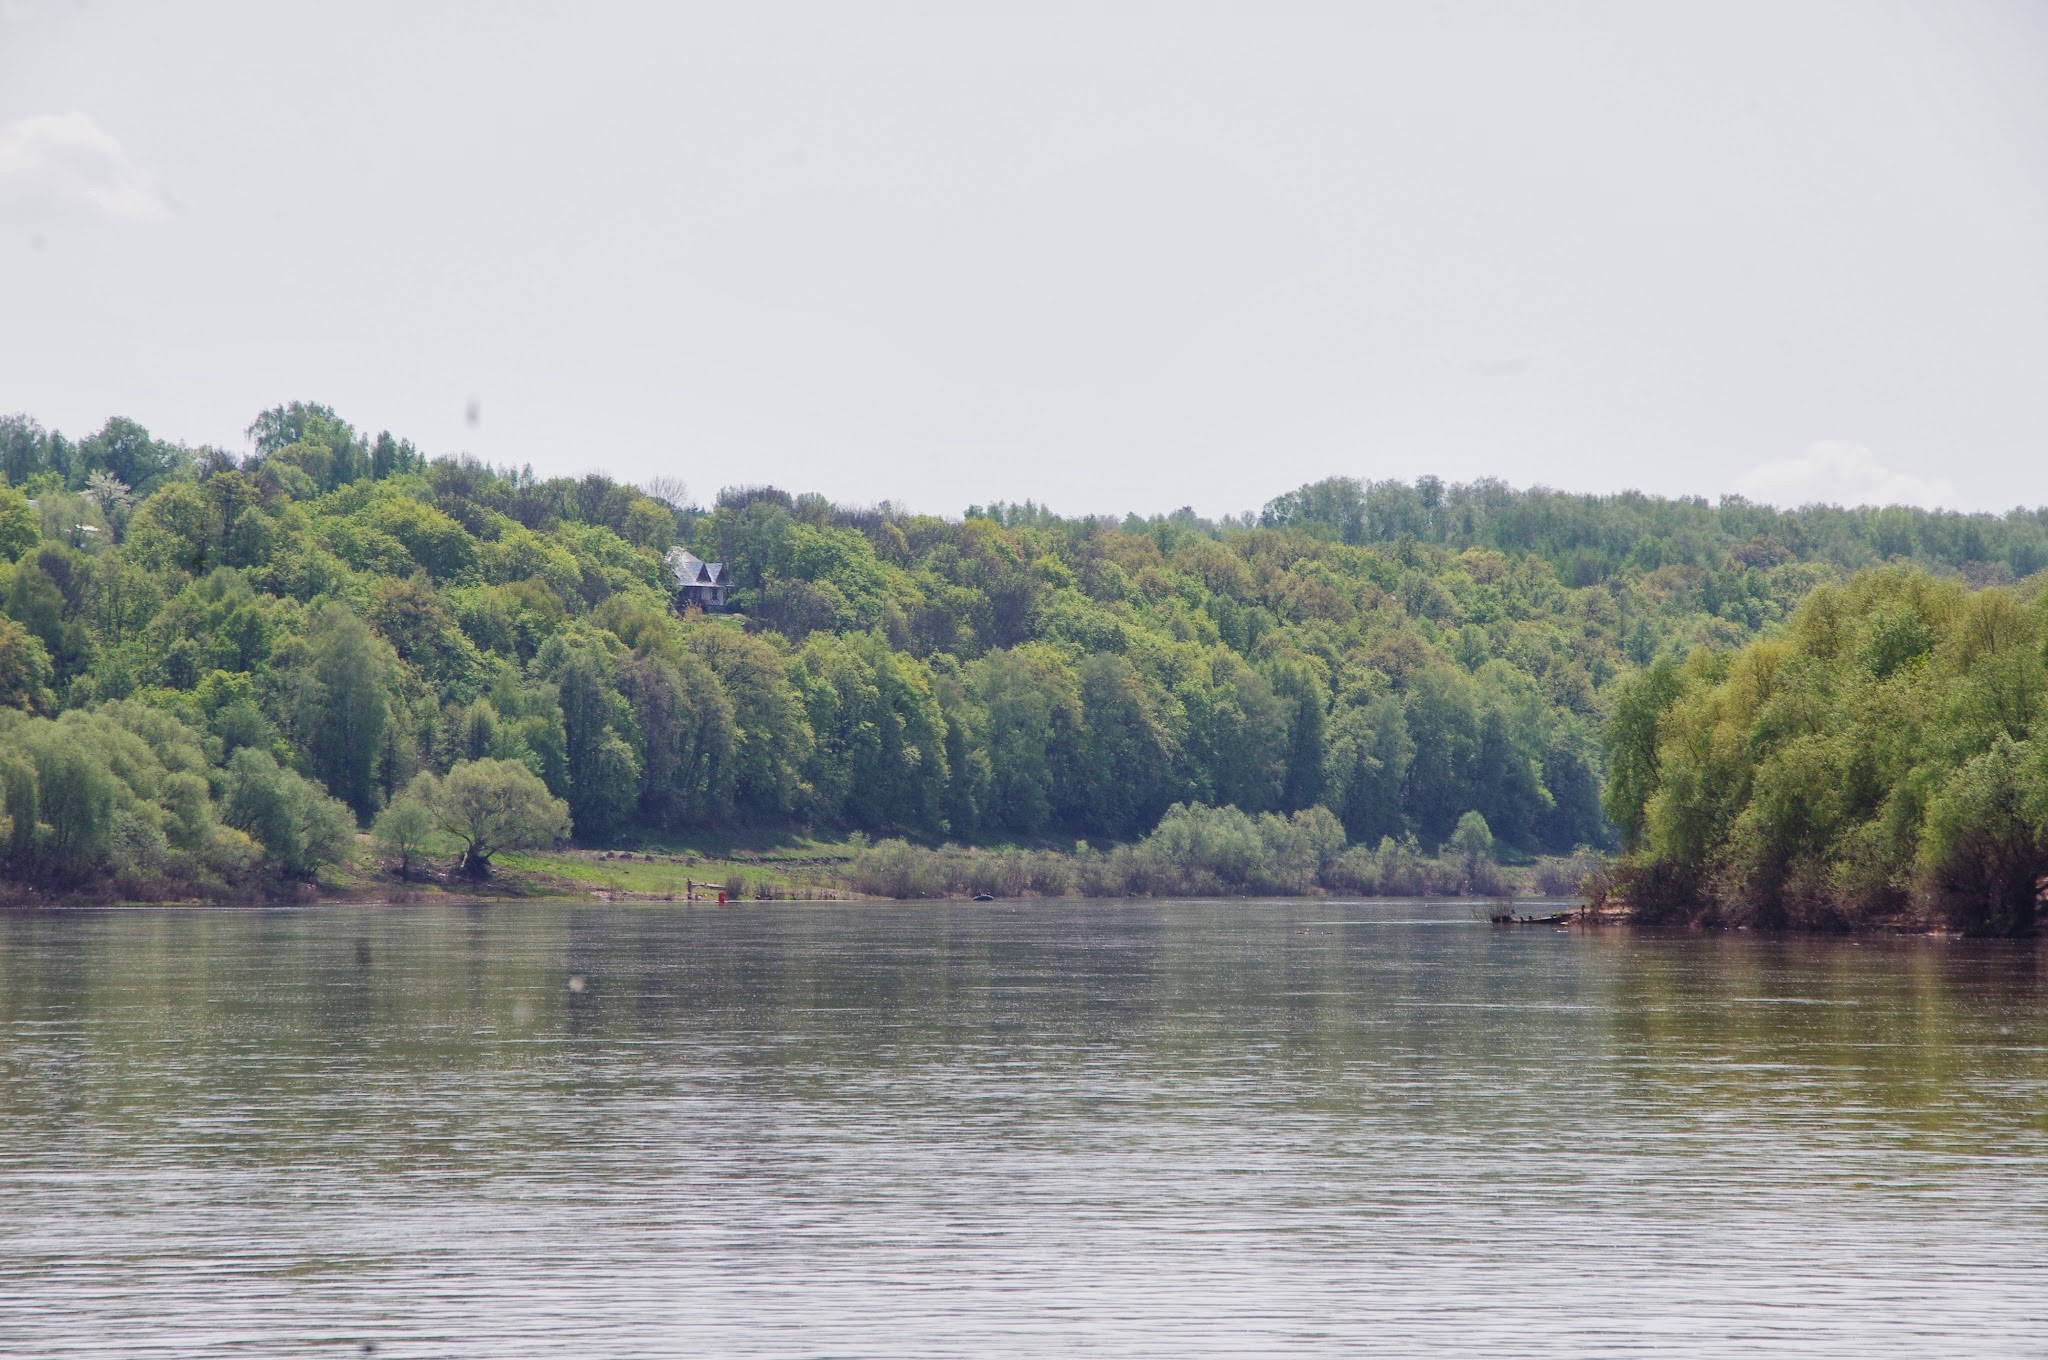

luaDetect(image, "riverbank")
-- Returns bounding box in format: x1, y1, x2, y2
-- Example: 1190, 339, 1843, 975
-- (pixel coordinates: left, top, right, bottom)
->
56, 815, 1977, 923
0, 869, 1984, 935
0, 835, 868, 909
1, 825, 1612, 909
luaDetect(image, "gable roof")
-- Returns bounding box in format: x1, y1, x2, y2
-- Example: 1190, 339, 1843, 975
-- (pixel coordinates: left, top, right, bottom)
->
666, 548, 727, 588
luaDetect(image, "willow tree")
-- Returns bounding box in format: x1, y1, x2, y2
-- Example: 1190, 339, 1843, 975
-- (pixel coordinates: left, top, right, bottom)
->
404, 759, 569, 878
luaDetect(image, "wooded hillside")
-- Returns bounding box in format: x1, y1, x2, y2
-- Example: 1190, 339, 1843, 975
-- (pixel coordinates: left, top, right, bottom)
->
2, 402, 2043, 907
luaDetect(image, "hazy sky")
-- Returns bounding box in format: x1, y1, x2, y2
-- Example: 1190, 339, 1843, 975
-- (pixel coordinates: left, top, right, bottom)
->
3, 2, 2044, 518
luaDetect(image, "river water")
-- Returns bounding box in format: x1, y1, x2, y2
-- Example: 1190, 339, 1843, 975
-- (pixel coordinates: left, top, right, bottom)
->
1, 900, 2044, 1357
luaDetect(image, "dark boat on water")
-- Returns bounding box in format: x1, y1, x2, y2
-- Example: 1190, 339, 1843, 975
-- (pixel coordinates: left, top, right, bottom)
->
1489, 910, 1573, 925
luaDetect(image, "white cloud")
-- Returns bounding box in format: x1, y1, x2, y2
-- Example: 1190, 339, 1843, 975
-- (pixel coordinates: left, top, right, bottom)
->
0, 112, 172, 221
1731, 440, 1956, 510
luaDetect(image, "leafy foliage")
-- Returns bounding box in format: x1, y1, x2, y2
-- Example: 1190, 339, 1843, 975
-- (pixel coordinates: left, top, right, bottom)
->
0, 702, 262, 891
405, 758, 571, 876
3, 402, 2045, 906
1608, 567, 2048, 934
220, 747, 355, 880
371, 796, 437, 881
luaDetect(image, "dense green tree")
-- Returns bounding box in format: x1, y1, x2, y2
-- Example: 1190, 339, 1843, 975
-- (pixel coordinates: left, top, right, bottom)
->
0, 618, 53, 713
221, 747, 354, 879
1446, 810, 1496, 891
247, 402, 365, 487
1469, 664, 1553, 850
0, 486, 39, 562
13, 720, 115, 871
794, 633, 949, 832
409, 758, 570, 877
370, 576, 482, 693
0, 415, 54, 487
1074, 652, 1175, 838
0, 705, 256, 887
682, 623, 811, 819
77, 417, 183, 496
1918, 735, 2048, 936
971, 646, 1087, 834
618, 649, 734, 830
932, 664, 991, 838
1616, 567, 2048, 933
543, 635, 641, 840
1267, 657, 1329, 813
1535, 741, 1605, 852
294, 602, 392, 823
1602, 656, 1688, 849
1179, 648, 1288, 815
1401, 666, 1482, 845
5, 548, 91, 681
1323, 689, 1412, 845
0, 746, 37, 861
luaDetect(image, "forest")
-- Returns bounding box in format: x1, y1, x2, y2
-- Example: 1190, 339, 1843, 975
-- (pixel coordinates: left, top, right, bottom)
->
1, 402, 2044, 926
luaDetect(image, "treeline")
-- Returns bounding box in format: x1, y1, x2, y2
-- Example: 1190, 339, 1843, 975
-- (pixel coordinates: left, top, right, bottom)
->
0, 401, 2040, 902
1261, 476, 2048, 589
1603, 567, 2048, 935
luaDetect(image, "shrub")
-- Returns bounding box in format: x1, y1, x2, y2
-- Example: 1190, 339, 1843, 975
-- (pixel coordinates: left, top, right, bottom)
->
1532, 847, 1606, 897
845, 803, 1435, 899
1373, 835, 1430, 896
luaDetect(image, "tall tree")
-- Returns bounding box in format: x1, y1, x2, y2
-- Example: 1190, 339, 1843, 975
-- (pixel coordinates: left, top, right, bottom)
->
1323, 689, 1412, 845
296, 602, 391, 823
1267, 657, 1329, 813
1600, 656, 1686, 850
545, 638, 640, 840
619, 649, 734, 830
1075, 652, 1174, 839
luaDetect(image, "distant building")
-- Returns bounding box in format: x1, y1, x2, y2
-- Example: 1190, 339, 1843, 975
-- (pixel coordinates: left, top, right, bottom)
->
667, 548, 730, 611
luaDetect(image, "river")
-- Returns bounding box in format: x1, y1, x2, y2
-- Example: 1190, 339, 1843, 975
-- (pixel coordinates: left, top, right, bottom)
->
2, 900, 2043, 1356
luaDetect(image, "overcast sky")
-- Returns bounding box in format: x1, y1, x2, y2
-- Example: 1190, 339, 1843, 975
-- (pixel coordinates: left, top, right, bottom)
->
3, 2, 2044, 518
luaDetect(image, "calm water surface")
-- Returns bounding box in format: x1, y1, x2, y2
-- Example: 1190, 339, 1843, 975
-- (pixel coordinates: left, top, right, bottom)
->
2, 900, 2044, 1357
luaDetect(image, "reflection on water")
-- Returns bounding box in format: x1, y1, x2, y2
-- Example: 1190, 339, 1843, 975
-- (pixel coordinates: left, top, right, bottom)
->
2, 901, 2044, 1357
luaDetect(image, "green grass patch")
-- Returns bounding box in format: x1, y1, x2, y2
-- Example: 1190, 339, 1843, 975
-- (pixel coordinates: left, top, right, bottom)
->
494, 846, 856, 900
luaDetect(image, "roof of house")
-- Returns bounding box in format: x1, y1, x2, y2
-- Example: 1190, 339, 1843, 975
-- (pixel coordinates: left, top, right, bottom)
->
667, 548, 728, 587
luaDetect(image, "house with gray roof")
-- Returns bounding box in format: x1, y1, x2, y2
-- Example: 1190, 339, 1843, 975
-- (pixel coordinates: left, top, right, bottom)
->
666, 548, 730, 611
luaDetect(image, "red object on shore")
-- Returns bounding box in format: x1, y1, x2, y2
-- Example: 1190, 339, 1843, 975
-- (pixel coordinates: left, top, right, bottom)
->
718, 891, 726, 905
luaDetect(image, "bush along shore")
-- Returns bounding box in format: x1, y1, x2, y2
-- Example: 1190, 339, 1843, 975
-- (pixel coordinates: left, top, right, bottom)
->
838, 804, 1603, 901
2, 401, 2047, 929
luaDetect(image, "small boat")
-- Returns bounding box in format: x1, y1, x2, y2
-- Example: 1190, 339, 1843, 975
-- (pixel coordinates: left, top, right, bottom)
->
1490, 911, 1572, 925
972, 892, 997, 902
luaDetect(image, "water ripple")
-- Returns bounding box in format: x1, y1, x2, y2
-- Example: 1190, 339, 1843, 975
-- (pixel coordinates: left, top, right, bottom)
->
1, 901, 2043, 1356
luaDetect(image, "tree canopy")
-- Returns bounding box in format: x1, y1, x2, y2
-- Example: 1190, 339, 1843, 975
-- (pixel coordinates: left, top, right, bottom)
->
1606, 567, 2048, 934
404, 759, 570, 876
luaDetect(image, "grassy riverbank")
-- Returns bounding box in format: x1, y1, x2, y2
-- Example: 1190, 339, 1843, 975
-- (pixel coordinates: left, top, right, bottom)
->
327, 809, 1605, 905
495, 839, 863, 901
